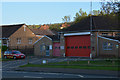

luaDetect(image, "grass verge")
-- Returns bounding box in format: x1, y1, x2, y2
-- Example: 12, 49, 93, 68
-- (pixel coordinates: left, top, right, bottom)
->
48, 60, 120, 66
20, 63, 119, 71
2, 59, 15, 61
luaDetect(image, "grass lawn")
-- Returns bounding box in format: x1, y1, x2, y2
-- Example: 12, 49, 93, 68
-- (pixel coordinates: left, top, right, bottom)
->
2, 58, 15, 61
47, 60, 120, 66
20, 60, 120, 71
20, 64, 119, 71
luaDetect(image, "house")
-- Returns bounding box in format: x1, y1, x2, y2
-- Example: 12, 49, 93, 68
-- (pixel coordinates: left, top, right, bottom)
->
60, 22, 70, 29
1, 24, 24, 47
40, 24, 49, 30
34, 35, 61, 57
31, 29, 55, 36
0, 24, 41, 54
31, 27, 60, 57
34, 35, 53, 57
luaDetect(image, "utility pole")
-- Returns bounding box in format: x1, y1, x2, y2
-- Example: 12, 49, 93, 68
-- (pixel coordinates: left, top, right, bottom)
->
90, 0, 92, 32
90, 0, 93, 59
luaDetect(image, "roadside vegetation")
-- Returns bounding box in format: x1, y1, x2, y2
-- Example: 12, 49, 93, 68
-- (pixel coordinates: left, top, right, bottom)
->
2, 59, 15, 61
20, 60, 120, 71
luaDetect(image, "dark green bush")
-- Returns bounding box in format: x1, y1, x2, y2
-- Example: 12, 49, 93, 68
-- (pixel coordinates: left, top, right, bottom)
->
2, 46, 8, 51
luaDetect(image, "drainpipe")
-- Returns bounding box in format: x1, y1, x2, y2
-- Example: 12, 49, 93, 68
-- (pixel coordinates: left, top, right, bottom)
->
97, 32, 99, 57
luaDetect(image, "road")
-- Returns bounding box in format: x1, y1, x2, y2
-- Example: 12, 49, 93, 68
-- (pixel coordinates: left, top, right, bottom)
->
2, 71, 117, 78
1, 57, 119, 78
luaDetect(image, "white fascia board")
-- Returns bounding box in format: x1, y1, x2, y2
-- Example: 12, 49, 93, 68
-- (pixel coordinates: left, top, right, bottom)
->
33, 36, 44, 45
36, 35, 43, 36
0, 38, 8, 39
64, 32, 91, 36
98, 35, 120, 43
33, 35, 52, 45
44, 35, 52, 41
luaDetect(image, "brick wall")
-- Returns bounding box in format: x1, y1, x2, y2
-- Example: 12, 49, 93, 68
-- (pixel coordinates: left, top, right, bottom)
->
9, 25, 40, 47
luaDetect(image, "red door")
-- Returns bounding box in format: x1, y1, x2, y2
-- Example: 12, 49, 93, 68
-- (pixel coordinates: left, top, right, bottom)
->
53, 42, 61, 56
65, 35, 91, 57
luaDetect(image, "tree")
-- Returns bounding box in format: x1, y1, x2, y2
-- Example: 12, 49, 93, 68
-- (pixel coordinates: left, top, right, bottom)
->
74, 8, 87, 23
92, 10, 100, 16
100, 0, 120, 15
79, 8, 87, 16
62, 16, 71, 23
75, 12, 80, 18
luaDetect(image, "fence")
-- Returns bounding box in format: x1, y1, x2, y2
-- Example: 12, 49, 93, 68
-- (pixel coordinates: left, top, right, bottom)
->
8, 46, 34, 56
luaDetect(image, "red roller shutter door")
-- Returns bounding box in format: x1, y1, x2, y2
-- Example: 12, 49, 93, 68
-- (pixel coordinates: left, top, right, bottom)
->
65, 35, 91, 57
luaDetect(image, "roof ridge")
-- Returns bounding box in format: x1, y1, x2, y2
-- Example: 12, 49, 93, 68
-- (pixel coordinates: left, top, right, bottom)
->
1, 23, 25, 27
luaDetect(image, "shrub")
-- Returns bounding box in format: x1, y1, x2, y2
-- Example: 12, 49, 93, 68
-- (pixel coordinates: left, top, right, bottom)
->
2, 46, 8, 51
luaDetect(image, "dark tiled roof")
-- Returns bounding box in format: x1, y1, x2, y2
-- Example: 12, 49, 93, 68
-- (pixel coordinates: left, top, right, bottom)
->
47, 35, 60, 42
62, 16, 119, 32
31, 29, 55, 36
0, 24, 24, 38
103, 36, 120, 41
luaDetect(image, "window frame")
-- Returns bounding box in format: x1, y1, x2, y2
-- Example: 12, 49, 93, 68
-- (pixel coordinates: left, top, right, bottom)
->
17, 38, 21, 44
103, 42, 113, 50
28, 38, 33, 44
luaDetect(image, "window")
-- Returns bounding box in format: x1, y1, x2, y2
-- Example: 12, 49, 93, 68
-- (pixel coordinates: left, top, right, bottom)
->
8, 51, 12, 54
83, 46, 86, 49
79, 46, 82, 49
115, 33, 120, 36
40, 45, 43, 51
60, 46, 64, 50
102, 33, 108, 36
103, 42, 113, 50
67, 46, 70, 49
4, 51, 8, 54
75, 46, 78, 49
3, 39, 7, 44
40, 45, 45, 51
58, 47, 60, 49
88, 46, 91, 49
13, 51, 21, 54
55, 47, 57, 49
17, 38, 21, 44
46, 46, 49, 50
28, 38, 32, 44
55, 47, 60, 49
49, 45, 52, 50
92, 47, 95, 51
24, 25, 26, 31
71, 46, 74, 49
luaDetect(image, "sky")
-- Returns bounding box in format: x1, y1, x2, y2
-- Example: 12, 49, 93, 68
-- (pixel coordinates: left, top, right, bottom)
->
2, 2, 101, 25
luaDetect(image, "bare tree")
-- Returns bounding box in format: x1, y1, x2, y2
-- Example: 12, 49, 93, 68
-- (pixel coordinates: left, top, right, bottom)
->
62, 16, 71, 23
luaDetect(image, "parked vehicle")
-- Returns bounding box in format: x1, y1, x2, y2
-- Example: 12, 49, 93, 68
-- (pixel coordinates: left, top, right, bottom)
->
3, 50, 25, 59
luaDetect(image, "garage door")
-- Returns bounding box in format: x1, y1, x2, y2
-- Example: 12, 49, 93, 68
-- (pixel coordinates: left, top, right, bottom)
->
53, 42, 61, 56
65, 35, 91, 57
